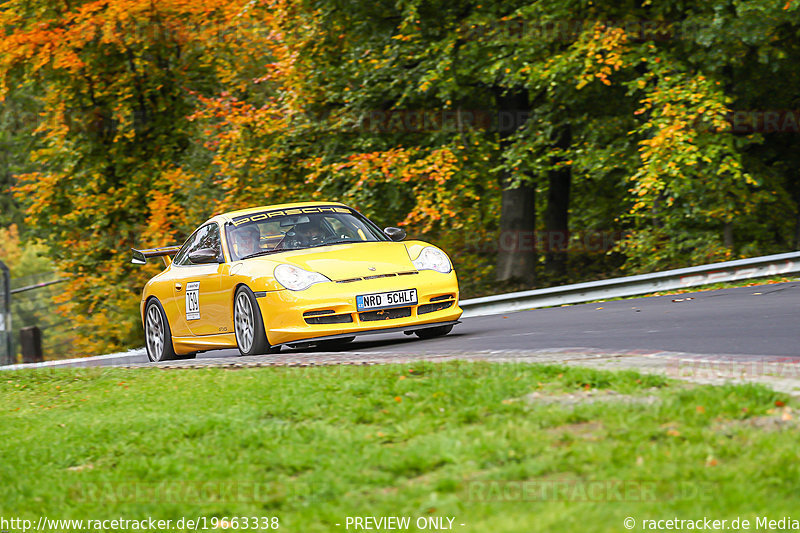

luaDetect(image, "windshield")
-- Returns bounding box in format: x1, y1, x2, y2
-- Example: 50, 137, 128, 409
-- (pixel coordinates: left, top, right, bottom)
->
225, 207, 388, 261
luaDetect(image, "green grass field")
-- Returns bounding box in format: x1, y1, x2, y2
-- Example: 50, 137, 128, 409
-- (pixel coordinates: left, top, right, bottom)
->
1, 362, 798, 532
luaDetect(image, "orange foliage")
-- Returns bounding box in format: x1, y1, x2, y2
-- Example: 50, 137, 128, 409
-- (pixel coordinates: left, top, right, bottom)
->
576, 23, 629, 89
1, 0, 276, 354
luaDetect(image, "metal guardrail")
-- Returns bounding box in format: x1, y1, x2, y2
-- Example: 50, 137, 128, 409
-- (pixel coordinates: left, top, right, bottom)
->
0, 261, 12, 366
460, 251, 800, 318
10, 278, 66, 295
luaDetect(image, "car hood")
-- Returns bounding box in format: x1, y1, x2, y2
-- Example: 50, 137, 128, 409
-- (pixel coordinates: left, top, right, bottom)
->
248, 241, 420, 281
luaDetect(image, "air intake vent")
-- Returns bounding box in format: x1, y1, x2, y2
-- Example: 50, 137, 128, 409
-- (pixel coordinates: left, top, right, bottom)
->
303, 310, 335, 317
359, 307, 412, 322
418, 301, 454, 315
336, 271, 419, 283
304, 314, 354, 325
364, 273, 397, 280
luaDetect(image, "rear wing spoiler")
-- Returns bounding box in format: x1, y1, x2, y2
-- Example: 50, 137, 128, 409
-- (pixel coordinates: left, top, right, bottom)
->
131, 245, 182, 266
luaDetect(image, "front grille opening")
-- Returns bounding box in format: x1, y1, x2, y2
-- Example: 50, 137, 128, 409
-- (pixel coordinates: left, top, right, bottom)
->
364, 273, 397, 280
303, 310, 335, 317
418, 301, 454, 315
430, 294, 455, 302
359, 307, 412, 322
304, 314, 354, 325
336, 271, 420, 283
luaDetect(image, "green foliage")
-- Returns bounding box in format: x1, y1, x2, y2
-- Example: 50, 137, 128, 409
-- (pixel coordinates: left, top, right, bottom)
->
0, 225, 51, 276
618, 64, 761, 269
0, 89, 41, 227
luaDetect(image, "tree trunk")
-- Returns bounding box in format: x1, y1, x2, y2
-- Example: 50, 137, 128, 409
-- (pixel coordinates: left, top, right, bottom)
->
496, 185, 536, 282
494, 89, 536, 283
723, 222, 734, 250
794, 212, 800, 250
544, 124, 572, 278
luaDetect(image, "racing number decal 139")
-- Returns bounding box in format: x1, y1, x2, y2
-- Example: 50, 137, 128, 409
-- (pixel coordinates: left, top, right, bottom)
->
186, 281, 200, 320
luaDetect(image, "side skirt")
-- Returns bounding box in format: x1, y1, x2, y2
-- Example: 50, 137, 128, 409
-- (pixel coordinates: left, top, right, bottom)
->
172, 333, 237, 355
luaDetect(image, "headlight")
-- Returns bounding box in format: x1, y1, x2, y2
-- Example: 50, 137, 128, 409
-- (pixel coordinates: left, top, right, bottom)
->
274, 264, 330, 291
412, 246, 452, 274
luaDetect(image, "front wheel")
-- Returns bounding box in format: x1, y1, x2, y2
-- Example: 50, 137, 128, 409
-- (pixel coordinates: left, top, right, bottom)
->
414, 325, 454, 340
234, 286, 277, 356
144, 299, 177, 362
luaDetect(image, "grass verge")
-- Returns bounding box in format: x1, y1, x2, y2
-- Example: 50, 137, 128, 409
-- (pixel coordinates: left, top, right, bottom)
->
1, 362, 797, 532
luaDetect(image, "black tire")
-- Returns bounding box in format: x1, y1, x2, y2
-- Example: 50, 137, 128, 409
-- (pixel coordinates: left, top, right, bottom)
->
414, 325, 454, 340
233, 286, 274, 356
144, 299, 177, 362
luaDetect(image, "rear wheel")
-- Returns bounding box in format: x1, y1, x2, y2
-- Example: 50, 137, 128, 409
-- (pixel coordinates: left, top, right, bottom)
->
234, 286, 278, 356
414, 325, 453, 340
144, 299, 177, 362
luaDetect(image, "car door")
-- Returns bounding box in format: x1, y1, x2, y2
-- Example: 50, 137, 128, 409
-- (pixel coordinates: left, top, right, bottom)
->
169, 223, 227, 337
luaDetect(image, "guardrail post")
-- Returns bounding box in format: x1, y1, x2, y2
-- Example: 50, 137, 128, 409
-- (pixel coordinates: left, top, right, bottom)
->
20, 326, 43, 364
0, 261, 12, 365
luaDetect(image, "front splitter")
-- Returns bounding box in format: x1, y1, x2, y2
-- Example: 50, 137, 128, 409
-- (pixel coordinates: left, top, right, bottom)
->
282, 320, 460, 349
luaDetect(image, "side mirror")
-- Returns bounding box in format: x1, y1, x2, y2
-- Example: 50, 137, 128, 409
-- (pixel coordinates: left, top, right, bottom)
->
383, 227, 406, 242
188, 248, 221, 264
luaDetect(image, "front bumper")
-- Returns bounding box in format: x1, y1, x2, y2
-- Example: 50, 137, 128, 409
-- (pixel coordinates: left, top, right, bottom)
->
256, 270, 462, 346
280, 320, 460, 348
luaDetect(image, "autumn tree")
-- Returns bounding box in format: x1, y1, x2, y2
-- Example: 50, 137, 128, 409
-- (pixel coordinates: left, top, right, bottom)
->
0, 0, 275, 352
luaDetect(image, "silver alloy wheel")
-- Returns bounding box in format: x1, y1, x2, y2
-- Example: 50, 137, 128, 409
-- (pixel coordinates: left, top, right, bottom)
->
235, 292, 255, 353
146, 304, 164, 361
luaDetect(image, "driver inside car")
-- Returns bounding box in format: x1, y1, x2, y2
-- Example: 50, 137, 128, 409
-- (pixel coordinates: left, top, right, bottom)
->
232, 225, 261, 259
292, 218, 329, 246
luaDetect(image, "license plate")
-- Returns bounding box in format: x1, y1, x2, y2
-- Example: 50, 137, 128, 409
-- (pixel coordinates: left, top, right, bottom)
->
356, 289, 417, 311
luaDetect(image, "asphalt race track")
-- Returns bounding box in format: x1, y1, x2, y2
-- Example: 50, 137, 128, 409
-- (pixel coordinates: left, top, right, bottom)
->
40, 280, 799, 368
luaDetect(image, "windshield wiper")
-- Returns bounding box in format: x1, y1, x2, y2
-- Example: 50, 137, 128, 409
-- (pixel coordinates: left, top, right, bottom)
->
240, 249, 286, 260
310, 239, 367, 247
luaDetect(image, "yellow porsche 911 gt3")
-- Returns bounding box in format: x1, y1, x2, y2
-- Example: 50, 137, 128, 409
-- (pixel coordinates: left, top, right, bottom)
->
132, 202, 462, 362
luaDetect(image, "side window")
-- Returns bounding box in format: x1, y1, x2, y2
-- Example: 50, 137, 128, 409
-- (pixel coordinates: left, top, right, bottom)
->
174, 224, 222, 266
